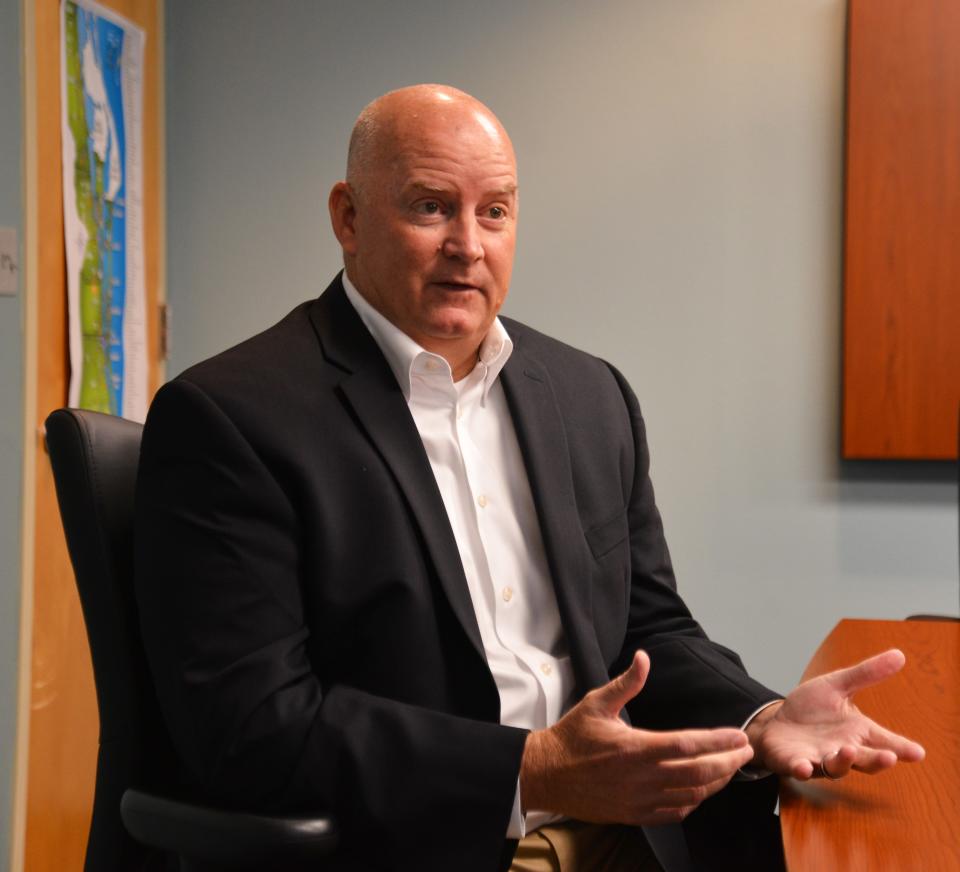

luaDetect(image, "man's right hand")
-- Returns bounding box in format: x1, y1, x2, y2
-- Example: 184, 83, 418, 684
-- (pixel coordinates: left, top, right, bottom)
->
519, 650, 755, 826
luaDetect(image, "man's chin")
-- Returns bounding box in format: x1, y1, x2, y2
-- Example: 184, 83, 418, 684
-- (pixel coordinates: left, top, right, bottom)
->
421, 327, 482, 346
413, 316, 490, 350
420, 308, 490, 339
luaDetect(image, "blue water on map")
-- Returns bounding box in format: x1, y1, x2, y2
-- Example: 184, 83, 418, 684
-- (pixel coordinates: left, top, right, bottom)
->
77, 7, 126, 415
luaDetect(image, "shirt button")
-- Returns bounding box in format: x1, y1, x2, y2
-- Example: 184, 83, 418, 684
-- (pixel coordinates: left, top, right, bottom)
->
502, 586, 513, 603
477, 494, 488, 508
456, 405, 463, 420
424, 358, 440, 371
540, 663, 553, 676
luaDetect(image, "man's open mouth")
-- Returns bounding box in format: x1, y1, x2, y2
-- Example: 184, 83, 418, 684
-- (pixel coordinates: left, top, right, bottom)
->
433, 281, 478, 292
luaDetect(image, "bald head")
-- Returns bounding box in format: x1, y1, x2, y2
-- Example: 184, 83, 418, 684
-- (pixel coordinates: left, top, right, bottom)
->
346, 84, 514, 202
328, 84, 518, 380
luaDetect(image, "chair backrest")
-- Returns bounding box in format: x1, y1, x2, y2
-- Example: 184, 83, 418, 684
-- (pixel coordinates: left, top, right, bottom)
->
45, 408, 176, 872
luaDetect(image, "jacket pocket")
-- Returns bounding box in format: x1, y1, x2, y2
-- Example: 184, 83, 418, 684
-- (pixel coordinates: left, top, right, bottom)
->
584, 510, 629, 560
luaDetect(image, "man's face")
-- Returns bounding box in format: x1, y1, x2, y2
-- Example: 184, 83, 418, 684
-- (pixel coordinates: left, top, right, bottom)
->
336, 105, 518, 360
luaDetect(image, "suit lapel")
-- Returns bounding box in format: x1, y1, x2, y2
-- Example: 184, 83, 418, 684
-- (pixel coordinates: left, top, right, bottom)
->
308, 278, 608, 690
308, 278, 487, 660
500, 339, 610, 694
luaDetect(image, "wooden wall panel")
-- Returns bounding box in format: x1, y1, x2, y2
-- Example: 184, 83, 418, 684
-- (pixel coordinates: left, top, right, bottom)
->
22, 1, 163, 870
842, 0, 960, 459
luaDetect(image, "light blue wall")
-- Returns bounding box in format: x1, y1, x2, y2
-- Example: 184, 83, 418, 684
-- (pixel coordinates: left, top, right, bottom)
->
165, 0, 958, 694
0, 0, 23, 865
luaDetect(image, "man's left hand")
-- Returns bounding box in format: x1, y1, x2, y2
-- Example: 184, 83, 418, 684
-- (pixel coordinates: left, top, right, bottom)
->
745, 649, 925, 780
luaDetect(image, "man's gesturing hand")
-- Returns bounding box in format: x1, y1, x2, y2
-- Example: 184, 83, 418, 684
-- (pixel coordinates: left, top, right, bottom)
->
745, 649, 926, 780
519, 651, 755, 826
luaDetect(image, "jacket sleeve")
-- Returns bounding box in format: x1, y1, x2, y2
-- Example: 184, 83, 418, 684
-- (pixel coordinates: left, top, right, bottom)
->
603, 364, 781, 731
134, 378, 526, 870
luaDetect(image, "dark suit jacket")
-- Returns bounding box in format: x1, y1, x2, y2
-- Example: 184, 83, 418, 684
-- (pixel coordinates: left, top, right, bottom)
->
134, 275, 776, 871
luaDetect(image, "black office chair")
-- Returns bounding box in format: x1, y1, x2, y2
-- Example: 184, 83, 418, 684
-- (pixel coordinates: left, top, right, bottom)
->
45, 408, 338, 871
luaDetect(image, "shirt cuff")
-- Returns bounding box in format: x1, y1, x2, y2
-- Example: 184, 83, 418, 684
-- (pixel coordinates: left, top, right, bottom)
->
506, 777, 527, 839
737, 699, 783, 780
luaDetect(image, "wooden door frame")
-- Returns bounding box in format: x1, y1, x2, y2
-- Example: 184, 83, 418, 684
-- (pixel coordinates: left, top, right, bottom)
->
12, 2, 40, 869
11, 1, 166, 869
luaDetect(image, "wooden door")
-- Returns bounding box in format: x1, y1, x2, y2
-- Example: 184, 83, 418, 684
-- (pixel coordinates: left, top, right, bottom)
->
18, 1, 164, 870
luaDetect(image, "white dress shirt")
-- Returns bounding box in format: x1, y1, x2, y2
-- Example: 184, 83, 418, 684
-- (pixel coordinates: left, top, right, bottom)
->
342, 275, 571, 836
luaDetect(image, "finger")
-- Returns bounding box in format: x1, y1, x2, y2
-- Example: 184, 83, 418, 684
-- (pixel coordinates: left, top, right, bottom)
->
645, 772, 741, 824
641, 806, 699, 826
670, 770, 741, 805
783, 744, 853, 780
820, 746, 856, 779
828, 649, 905, 696
656, 745, 755, 789
787, 744, 859, 780
850, 748, 898, 775
643, 726, 749, 761
593, 650, 650, 716
656, 785, 722, 810
866, 722, 926, 763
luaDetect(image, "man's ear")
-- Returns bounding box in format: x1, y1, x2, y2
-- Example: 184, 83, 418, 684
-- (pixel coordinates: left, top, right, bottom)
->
329, 182, 359, 254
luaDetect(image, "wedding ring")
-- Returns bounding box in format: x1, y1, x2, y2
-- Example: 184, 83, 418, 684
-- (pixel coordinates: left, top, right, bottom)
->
820, 750, 843, 781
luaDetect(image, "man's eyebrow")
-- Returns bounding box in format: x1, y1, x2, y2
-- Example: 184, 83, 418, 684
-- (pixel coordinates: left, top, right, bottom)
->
402, 181, 518, 197
405, 182, 449, 195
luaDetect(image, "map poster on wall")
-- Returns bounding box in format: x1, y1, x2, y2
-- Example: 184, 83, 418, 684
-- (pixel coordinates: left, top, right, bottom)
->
61, 0, 147, 422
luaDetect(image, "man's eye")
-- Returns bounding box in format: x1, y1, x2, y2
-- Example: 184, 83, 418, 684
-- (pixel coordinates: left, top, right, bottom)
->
488, 206, 506, 220
415, 200, 443, 215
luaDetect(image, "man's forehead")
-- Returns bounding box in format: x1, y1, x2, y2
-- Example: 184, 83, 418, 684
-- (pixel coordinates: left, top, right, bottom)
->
380, 137, 517, 192
389, 124, 514, 162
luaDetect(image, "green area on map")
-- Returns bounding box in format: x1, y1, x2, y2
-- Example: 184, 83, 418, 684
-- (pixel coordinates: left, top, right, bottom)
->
65, 1, 111, 412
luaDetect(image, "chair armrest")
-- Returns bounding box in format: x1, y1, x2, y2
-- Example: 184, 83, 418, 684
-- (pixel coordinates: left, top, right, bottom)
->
120, 788, 338, 867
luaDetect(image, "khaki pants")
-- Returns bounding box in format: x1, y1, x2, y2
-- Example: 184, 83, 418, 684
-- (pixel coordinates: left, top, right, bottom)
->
510, 820, 664, 872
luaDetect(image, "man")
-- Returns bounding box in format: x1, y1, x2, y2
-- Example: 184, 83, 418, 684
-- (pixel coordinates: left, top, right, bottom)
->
135, 85, 924, 871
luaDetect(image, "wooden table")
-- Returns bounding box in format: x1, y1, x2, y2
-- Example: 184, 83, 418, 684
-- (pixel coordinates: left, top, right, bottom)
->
780, 619, 960, 871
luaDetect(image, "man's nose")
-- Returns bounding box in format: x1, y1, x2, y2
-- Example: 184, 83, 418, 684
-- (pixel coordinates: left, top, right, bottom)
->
441, 214, 484, 263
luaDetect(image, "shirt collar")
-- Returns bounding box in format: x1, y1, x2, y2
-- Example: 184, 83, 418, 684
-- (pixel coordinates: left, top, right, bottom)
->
341, 271, 514, 402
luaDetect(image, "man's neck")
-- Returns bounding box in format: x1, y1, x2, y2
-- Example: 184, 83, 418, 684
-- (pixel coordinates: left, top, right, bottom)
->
443, 345, 482, 382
